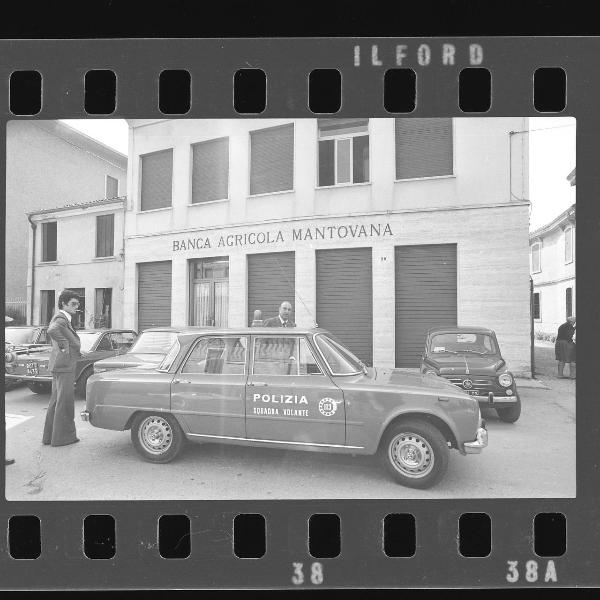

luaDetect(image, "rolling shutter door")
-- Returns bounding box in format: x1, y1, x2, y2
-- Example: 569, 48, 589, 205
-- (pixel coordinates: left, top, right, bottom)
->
316, 248, 373, 365
395, 244, 457, 368
247, 252, 295, 325
137, 261, 172, 331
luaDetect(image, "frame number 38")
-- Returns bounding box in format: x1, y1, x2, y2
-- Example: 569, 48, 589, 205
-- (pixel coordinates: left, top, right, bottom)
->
506, 560, 558, 583
292, 562, 324, 585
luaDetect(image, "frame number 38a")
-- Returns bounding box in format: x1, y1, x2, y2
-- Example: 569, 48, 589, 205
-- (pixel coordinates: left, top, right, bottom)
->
292, 562, 324, 585
506, 560, 558, 583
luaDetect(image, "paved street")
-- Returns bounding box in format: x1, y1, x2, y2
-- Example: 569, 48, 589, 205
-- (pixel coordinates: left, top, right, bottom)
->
5, 356, 575, 500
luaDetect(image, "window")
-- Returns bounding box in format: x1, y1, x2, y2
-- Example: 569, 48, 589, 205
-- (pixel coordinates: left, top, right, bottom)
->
566, 287, 573, 319
97, 331, 136, 352
94, 288, 112, 328
41, 221, 57, 262
106, 175, 119, 198
531, 242, 541, 273
181, 336, 247, 375
533, 292, 541, 320
318, 118, 369, 186
252, 336, 321, 376
40, 290, 55, 325
140, 149, 173, 211
249, 124, 294, 195
192, 137, 229, 203
96, 214, 114, 258
564, 226, 574, 264
395, 118, 453, 180
315, 334, 364, 375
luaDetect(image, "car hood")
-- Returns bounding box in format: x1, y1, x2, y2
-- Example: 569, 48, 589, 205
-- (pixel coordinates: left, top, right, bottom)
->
95, 353, 165, 369
424, 354, 504, 375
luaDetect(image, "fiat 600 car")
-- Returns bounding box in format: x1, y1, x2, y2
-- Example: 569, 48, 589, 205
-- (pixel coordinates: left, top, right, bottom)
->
6, 328, 137, 397
420, 327, 521, 423
5, 325, 50, 388
82, 328, 487, 489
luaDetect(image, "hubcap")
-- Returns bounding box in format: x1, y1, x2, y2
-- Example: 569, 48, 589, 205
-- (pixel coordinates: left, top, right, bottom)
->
139, 416, 173, 455
389, 432, 435, 478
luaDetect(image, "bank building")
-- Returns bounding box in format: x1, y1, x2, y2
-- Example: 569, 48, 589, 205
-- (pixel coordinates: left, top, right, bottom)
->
28, 117, 532, 373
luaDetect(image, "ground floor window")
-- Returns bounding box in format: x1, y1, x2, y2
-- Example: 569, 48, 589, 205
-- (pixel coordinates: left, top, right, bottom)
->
189, 257, 229, 327
533, 292, 541, 320
94, 288, 112, 328
40, 290, 55, 325
68, 287, 85, 329
565, 287, 572, 319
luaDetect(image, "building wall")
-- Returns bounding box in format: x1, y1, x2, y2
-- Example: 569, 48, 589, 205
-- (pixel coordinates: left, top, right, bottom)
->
28, 202, 126, 328
5, 121, 126, 303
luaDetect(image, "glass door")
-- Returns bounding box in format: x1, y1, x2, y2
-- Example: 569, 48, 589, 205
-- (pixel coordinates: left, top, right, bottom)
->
190, 257, 229, 327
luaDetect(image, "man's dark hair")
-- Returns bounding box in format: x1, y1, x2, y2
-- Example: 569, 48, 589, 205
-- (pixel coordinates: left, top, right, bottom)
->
57, 289, 80, 309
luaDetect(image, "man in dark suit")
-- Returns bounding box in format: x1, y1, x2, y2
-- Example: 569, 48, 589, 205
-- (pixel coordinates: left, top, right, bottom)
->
42, 290, 82, 447
263, 301, 296, 328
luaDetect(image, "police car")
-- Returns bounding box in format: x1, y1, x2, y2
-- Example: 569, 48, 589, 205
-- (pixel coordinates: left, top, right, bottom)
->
82, 328, 488, 489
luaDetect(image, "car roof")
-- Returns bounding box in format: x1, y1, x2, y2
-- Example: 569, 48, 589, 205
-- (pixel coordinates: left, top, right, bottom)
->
175, 327, 330, 342
5, 325, 45, 329
427, 326, 495, 335
139, 326, 210, 333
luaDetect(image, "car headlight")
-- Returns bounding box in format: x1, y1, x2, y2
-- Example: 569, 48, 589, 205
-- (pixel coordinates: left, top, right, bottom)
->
5, 351, 16, 363
498, 373, 513, 387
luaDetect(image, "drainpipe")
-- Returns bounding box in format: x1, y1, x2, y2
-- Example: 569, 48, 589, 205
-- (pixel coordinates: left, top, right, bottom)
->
530, 276, 536, 379
27, 214, 37, 326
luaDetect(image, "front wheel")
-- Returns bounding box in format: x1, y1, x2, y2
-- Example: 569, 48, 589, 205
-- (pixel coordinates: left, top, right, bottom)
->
379, 419, 449, 489
496, 397, 521, 423
27, 381, 51, 394
131, 413, 184, 463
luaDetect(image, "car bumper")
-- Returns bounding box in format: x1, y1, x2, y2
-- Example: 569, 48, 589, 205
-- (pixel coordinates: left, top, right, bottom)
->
4, 373, 51, 383
475, 392, 519, 405
80, 410, 90, 422
463, 427, 488, 454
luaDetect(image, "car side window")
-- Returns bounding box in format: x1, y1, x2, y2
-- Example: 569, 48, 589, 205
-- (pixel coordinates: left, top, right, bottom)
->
253, 337, 302, 376
37, 329, 48, 344
111, 332, 136, 351
181, 336, 247, 375
299, 337, 323, 375
95, 334, 113, 351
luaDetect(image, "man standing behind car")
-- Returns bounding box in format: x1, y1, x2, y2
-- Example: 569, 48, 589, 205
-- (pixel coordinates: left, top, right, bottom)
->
42, 290, 81, 446
263, 301, 296, 327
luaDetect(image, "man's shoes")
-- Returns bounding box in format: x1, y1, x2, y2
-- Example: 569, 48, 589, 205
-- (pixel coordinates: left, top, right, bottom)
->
5, 458, 15, 465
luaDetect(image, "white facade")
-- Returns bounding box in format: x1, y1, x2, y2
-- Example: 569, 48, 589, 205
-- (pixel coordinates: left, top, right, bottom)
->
28, 199, 126, 329
530, 204, 576, 335
122, 117, 532, 374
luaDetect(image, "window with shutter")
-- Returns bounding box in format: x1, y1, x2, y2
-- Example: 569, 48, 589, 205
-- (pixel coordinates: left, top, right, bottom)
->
533, 292, 541, 320
192, 137, 229, 203
249, 124, 294, 195
395, 118, 453, 179
565, 288, 572, 319
140, 149, 173, 211
96, 214, 115, 257
564, 226, 573, 264
106, 175, 119, 198
531, 242, 541, 273
41, 222, 57, 262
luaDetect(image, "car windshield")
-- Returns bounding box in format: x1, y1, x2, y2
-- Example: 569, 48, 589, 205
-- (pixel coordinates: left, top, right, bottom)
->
315, 334, 365, 375
157, 341, 180, 372
130, 331, 178, 354
79, 332, 103, 352
429, 332, 498, 355
5, 327, 38, 345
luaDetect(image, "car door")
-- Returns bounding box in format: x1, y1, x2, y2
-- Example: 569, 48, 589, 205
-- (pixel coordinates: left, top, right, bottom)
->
170, 335, 248, 438
246, 335, 345, 445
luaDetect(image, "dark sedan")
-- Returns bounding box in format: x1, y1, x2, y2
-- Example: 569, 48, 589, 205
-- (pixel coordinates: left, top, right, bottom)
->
5, 329, 137, 397
420, 326, 521, 423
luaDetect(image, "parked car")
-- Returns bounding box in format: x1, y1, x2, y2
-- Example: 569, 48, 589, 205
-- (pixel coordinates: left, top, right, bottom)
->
420, 326, 521, 423
93, 326, 208, 374
82, 328, 488, 489
4, 325, 50, 389
5, 329, 137, 397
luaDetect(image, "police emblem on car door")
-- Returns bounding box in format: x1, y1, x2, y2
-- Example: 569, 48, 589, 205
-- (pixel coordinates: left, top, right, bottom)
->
245, 335, 345, 445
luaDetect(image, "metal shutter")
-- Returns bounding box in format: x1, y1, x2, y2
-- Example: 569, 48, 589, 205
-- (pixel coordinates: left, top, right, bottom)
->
137, 261, 172, 331
141, 149, 173, 211
247, 252, 295, 325
192, 137, 229, 203
395, 118, 453, 179
395, 244, 457, 367
316, 248, 373, 365
250, 124, 293, 195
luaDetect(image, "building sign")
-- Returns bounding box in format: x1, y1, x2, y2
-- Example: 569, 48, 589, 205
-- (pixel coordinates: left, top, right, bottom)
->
172, 222, 394, 252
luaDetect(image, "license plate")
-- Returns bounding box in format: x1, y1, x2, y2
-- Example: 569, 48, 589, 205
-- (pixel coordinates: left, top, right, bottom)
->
466, 389, 479, 396
26, 362, 39, 376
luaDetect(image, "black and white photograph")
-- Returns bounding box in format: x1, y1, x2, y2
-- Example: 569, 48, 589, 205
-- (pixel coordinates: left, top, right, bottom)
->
4, 116, 576, 500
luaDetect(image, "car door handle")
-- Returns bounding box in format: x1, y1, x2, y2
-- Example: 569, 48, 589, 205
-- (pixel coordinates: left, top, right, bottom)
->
248, 381, 268, 387
172, 379, 192, 384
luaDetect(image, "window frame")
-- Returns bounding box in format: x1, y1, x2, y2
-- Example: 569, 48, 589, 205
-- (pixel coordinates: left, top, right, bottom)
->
394, 118, 456, 182
564, 225, 574, 265
316, 120, 371, 188
40, 220, 58, 263
95, 213, 115, 258
531, 241, 542, 274
533, 291, 541, 321
250, 335, 325, 377
138, 148, 174, 213
248, 122, 295, 197
190, 136, 231, 205
105, 174, 120, 199
565, 287, 573, 319
179, 334, 249, 376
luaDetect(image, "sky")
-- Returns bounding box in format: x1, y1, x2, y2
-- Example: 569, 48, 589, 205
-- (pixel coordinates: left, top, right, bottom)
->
62, 117, 576, 231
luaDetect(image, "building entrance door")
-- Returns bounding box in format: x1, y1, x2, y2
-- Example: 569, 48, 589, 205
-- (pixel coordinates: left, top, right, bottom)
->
190, 257, 229, 327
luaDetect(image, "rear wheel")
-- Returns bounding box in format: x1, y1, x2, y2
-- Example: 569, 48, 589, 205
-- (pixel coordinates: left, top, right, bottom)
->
27, 381, 51, 394
131, 413, 184, 463
379, 419, 449, 489
496, 397, 521, 423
